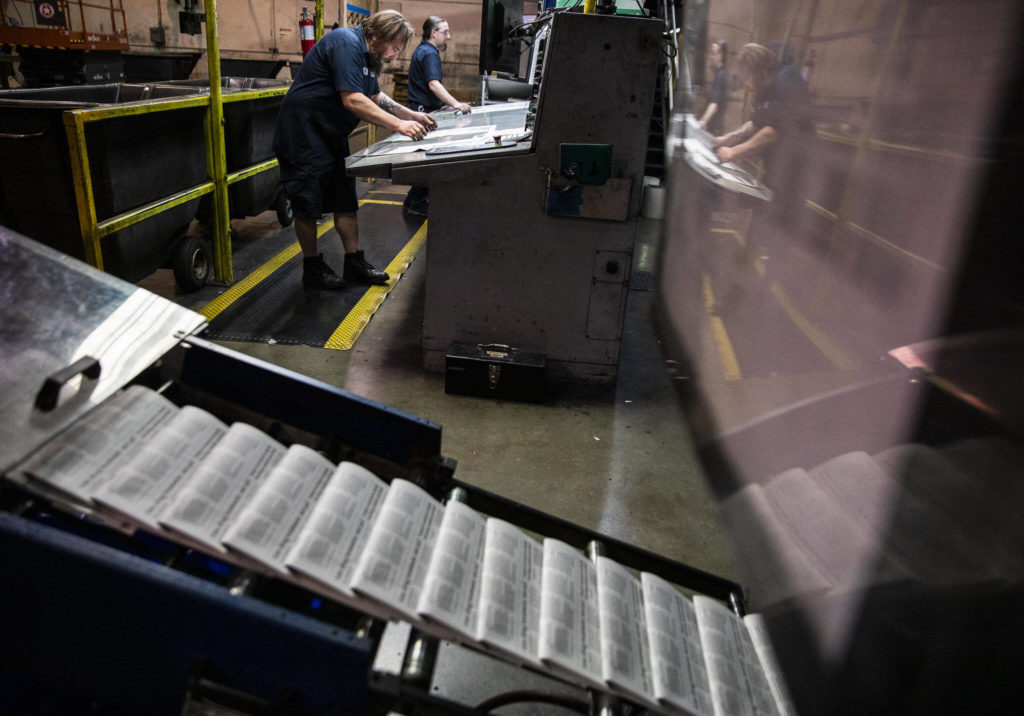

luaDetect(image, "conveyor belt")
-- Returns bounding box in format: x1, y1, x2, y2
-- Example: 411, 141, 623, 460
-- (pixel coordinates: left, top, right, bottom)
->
200, 194, 425, 350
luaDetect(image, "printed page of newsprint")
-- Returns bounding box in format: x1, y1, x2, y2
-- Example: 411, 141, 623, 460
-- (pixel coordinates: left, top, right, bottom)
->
92, 406, 227, 533
641, 572, 713, 716
595, 556, 658, 709
284, 461, 390, 616
693, 595, 781, 716
350, 478, 445, 623
416, 499, 487, 641
159, 422, 286, 554
538, 538, 604, 689
18, 385, 178, 505
475, 518, 544, 667
221, 444, 335, 574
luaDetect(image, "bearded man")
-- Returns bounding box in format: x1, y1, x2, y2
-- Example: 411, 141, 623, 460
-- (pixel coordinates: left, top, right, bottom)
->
273, 10, 437, 290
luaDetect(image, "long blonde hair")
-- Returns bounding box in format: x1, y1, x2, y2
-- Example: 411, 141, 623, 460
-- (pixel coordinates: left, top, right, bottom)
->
736, 43, 778, 98
363, 10, 414, 47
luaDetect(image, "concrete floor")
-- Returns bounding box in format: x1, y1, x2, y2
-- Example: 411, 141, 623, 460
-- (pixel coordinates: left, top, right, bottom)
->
152, 198, 740, 586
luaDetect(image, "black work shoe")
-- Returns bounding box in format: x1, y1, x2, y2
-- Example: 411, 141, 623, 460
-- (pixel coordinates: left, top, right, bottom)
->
402, 202, 427, 218
302, 253, 345, 290
344, 250, 389, 285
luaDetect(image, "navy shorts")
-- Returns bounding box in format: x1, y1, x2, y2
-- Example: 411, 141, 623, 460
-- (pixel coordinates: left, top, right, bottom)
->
280, 158, 359, 219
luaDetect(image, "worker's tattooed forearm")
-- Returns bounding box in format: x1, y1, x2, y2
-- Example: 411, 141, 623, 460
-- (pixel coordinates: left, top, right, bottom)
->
376, 93, 396, 113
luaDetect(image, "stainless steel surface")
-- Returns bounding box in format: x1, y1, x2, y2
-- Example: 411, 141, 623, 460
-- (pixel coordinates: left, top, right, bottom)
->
372, 621, 413, 678
0, 229, 206, 474
429, 639, 586, 715
346, 101, 532, 179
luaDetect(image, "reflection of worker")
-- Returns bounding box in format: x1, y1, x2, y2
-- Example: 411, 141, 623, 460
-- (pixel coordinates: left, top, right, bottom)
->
403, 16, 471, 217
699, 40, 728, 135
712, 43, 808, 192
273, 10, 437, 290
710, 43, 809, 313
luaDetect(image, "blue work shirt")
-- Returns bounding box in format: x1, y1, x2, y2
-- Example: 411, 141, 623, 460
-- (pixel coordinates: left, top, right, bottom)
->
273, 25, 381, 176
751, 64, 810, 189
407, 40, 444, 112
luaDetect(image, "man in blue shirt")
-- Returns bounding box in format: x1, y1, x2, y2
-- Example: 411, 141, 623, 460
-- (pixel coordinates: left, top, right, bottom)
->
699, 39, 728, 135
709, 43, 811, 314
274, 10, 437, 290
402, 15, 471, 217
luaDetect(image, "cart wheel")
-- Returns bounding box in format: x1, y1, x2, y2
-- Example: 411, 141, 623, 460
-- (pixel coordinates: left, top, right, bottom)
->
172, 234, 211, 292
275, 189, 294, 227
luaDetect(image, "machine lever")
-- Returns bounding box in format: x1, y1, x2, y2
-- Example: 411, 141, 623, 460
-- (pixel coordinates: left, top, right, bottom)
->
35, 356, 101, 411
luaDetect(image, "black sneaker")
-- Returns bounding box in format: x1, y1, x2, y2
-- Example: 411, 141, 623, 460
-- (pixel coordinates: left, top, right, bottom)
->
302, 253, 345, 290
402, 201, 428, 218
344, 250, 390, 285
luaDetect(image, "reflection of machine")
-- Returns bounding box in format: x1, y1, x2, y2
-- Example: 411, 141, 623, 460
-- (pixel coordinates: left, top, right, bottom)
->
654, 1, 1024, 713
349, 12, 664, 383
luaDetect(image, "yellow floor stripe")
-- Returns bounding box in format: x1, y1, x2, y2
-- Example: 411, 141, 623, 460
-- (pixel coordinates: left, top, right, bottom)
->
769, 281, 858, 371
702, 273, 743, 381
324, 220, 429, 350
708, 224, 851, 371
198, 203, 368, 320
199, 242, 300, 321
710, 227, 746, 248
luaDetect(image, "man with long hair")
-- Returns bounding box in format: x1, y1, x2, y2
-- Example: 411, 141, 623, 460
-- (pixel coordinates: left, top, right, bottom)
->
709, 43, 810, 314
712, 43, 808, 186
699, 39, 728, 135
402, 15, 472, 218
274, 10, 437, 290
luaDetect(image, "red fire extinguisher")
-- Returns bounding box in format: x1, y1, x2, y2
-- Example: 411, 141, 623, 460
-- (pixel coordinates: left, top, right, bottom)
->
300, 7, 315, 58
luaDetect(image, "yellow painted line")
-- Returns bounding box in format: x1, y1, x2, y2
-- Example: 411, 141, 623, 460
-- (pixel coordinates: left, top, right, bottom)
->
702, 274, 742, 381
710, 228, 746, 248
804, 200, 943, 272
708, 210, 862, 374
316, 217, 335, 237
198, 204, 366, 320
199, 241, 301, 320
324, 220, 428, 350
359, 199, 404, 206
769, 281, 858, 371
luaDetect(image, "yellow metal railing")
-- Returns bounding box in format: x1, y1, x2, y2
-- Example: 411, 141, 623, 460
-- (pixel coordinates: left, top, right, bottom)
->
62, 86, 289, 285
58, 0, 383, 285
61, 0, 289, 285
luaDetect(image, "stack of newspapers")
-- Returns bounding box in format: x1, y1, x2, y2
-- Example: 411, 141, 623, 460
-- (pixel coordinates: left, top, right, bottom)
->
10, 385, 796, 716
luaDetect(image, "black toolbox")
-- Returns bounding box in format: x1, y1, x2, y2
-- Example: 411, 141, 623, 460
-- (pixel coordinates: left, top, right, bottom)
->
444, 343, 546, 403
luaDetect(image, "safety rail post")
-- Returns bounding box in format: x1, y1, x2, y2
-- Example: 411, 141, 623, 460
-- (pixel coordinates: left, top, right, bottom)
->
204, 0, 233, 283
315, 0, 325, 40
64, 112, 104, 270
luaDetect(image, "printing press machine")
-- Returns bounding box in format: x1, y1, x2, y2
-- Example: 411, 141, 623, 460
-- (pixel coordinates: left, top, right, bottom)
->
347, 11, 666, 384
0, 227, 742, 714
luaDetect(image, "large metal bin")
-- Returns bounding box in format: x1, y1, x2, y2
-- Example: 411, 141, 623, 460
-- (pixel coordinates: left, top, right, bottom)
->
122, 52, 203, 82
0, 83, 209, 288
166, 77, 292, 226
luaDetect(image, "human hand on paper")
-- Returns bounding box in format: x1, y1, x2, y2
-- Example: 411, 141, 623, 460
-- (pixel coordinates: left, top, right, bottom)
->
412, 111, 438, 131
715, 145, 737, 163
396, 119, 430, 140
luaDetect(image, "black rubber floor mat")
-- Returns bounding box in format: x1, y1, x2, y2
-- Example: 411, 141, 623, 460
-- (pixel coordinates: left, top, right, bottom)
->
201, 202, 425, 349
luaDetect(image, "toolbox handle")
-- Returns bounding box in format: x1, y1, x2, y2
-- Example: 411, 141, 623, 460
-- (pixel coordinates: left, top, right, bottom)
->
480, 343, 512, 357
35, 356, 101, 411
